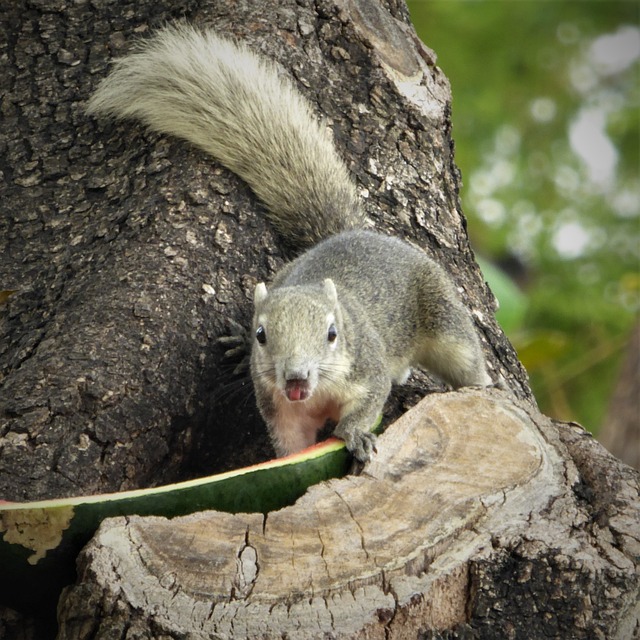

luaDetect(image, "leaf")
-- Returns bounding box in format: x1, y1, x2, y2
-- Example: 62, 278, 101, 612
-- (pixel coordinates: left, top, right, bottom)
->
477, 258, 527, 335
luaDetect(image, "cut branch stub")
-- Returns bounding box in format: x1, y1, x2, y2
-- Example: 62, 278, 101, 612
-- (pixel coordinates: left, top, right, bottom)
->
58, 390, 563, 639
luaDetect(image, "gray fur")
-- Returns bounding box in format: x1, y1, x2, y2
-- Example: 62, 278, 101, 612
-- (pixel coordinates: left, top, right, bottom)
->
252, 231, 492, 460
88, 24, 493, 463
86, 23, 362, 249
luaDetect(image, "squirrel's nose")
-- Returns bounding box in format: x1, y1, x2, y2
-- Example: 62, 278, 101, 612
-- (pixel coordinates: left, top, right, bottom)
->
284, 358, 310, 381
285, 368, 309, 381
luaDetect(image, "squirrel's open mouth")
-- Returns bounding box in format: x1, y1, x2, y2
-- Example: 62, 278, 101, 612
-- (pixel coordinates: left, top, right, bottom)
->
285, 379, 311, 402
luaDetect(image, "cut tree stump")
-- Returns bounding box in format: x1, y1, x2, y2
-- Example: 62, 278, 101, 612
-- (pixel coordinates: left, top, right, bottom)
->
57, 389, 640, 639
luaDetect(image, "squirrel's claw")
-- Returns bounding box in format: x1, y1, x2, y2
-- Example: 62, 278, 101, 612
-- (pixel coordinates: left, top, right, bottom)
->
217, 320, 251, 375
344, 430, 377, 464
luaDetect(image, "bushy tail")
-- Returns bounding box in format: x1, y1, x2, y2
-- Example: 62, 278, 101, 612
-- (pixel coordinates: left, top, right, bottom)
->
86, 24, 363, 249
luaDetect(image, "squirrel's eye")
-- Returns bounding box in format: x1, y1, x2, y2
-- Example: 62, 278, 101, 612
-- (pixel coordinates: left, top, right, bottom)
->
327, 323, 338, 343
256, 325, 267, 345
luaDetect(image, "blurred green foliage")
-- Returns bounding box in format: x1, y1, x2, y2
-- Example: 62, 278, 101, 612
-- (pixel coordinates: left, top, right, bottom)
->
407, 0, 639, 432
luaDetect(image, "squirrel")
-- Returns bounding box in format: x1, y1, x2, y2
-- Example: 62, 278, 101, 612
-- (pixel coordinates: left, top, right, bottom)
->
87, 24, 495, 463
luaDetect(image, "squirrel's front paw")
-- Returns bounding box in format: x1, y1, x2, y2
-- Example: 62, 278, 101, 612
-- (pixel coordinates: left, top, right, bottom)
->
217, 318, 251, 375
341, 430, 377, 463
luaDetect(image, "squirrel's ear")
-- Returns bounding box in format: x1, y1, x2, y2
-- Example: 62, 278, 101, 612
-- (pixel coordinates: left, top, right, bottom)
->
254, 282, 268, 305
323, 278, 338, 304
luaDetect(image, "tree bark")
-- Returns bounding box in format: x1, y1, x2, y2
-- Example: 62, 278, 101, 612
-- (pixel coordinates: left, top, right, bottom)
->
57, 390, 639, 639
0, 0, 526, 503
1, 0, 638, 638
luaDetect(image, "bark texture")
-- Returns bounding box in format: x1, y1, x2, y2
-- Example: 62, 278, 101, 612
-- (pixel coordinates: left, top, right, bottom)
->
1, 0, 638, 639
1, 0, 526, 503
57, 390, 640, 639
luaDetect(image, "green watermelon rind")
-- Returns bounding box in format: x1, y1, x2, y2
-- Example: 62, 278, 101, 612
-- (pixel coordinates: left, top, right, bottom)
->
0, 425, 379, 613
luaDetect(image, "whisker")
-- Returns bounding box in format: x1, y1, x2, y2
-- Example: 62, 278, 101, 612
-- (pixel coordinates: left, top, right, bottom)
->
210, 370, 255, 406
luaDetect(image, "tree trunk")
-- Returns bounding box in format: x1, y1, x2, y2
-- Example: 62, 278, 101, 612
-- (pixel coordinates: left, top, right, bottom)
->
0, 0, 526, 503
599, 323, 640, 470
1, 0, 638, 638
56, 390, 639, 639
59, 391, 639, 640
